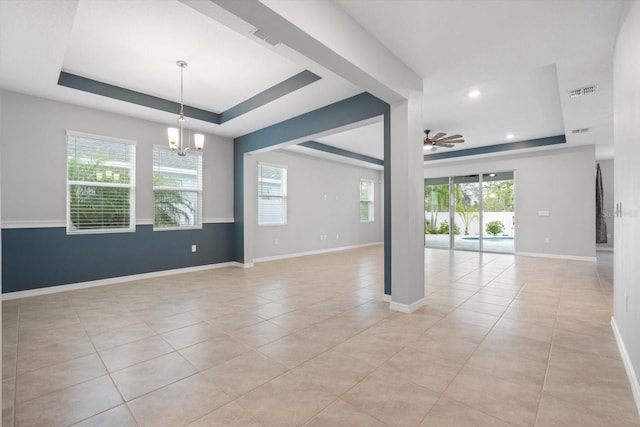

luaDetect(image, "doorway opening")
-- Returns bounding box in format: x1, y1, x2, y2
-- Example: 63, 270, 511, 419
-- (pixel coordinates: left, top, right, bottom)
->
425, 171, 515, 253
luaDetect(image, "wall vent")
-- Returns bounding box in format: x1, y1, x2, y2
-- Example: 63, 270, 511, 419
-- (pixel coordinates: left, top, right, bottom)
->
571, 128, 590, 134
569, 85, 598, 98
251, 28, 280, 47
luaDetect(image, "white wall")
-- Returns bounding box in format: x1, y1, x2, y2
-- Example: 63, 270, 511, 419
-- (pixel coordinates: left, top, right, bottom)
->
613, 0, 640, 411
424, 145, 596, 259
0, 91, 234, 226
598, 159, 615, 249
245, 149, 383, 260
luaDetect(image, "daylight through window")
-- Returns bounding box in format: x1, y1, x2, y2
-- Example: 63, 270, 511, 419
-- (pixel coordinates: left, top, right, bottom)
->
153, 147, 202, 229
360, 179, 375, 222
66, 132, 136, 233
258, 163, 287, 225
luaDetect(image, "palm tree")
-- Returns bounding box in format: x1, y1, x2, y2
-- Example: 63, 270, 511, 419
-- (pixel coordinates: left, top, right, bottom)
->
153, 173, 196, 227
456, 204, 479, 235
454, 184, 479, 235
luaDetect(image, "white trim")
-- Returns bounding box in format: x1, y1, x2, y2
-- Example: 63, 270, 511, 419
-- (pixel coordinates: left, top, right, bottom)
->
1, 220, 66, 229
1, 218, 234, 229
239, 262, 254, 269
252, 242, 383, 263
596, 247, 614, 253
516, 252, 597, 262
611, 317, 640, 417
66, 130, 136, 146
390, 297, 425, 313
381, 294, 391, 302
1, 262, 245, 300
153, 225, 203, 232
203, 218, 235, 223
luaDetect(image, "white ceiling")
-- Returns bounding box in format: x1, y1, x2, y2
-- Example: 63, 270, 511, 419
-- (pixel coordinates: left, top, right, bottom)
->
0, 0, 627, 165
335, 0, 625, 161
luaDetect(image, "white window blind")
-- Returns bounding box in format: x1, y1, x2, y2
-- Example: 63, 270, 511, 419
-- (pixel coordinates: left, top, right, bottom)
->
258, 163, 287, 225
360, 179, 375, 222
66, 132, 136, 233
153, 146, 202, 229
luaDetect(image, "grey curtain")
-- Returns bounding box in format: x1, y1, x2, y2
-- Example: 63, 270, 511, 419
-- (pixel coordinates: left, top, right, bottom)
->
596, 163, 607, 244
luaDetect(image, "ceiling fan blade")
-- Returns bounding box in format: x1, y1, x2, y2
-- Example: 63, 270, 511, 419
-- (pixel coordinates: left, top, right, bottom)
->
435, 134, 463, 143
431, 132, 446, 141
437, 139, 464, 144
439, 143, 455, 148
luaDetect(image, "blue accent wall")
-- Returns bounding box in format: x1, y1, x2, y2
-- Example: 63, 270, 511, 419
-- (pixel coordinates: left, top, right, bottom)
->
220, 71, 321, 123
383, 106, 391, 296
299, 140, 384, 166
2, 223, 234, 293
58, 72, 220, 124
424, 135, 566, 161
58, 70, 321, 125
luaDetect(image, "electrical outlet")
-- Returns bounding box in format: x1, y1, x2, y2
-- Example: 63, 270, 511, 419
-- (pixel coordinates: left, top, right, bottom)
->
336, 233, 339, 239
275, 239, 278, 245
191, 245, 197, 253
544, 237, 550, 244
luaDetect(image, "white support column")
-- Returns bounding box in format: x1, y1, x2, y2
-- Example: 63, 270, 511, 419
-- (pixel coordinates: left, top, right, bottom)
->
389, 94, 425, 313
193, 0, 426, 311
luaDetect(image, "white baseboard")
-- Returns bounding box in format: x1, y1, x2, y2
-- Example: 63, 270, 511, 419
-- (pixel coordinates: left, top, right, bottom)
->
381, 294, 391, 302
611, 317, 640, 417
2, 261, 244, 300
389, 297, 425, 314
252, 242, 383, 263
596, 247, 614, 253
515, 252, 597, 262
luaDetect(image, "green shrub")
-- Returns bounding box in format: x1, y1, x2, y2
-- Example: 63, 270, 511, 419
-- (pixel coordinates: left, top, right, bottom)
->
437, 221, 461, 235
485, 220, 505, 236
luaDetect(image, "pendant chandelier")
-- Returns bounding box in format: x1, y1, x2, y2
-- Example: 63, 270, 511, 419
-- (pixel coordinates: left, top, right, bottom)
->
167, 60, 204, 156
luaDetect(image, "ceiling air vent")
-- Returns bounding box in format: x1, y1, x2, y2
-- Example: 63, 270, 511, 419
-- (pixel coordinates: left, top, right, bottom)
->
251, 28, 280, 47
569, 85, 598, 99
571, 128, 590, 134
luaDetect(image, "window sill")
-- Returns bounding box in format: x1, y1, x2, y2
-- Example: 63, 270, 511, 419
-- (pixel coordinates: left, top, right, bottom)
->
153, 225, 203, 232
66, 227, 136, 235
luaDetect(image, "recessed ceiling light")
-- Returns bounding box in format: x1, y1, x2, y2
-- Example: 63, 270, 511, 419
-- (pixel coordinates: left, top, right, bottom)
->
467, 89, 481, 99
489, 173, 496, 177
506, 133, 515, 140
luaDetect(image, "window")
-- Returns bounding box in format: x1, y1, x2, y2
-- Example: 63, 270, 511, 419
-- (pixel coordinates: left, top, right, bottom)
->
258, 163, 287, 225
153, 146, 202, 229
360, 179, 375, 222
67, 131, 136, 233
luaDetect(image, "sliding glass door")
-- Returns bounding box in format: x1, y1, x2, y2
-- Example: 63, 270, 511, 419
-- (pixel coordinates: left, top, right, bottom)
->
482, 172, 515, 253
424, 177, 450, 249
453, 175, 481, 251
425, 172, 515, 253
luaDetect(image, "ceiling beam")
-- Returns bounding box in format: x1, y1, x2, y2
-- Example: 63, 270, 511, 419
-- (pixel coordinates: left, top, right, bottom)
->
184, 0, 421, 103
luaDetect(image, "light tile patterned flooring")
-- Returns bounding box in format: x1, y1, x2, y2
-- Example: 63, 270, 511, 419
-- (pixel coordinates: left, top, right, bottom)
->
2, 246, 639, 426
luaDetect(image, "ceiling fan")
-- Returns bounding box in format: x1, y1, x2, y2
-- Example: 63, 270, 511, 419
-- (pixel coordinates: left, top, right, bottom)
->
424, 130, 465, 152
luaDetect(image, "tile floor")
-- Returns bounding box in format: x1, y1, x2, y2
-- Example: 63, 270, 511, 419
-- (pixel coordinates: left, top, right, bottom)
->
2, 246, 639, 426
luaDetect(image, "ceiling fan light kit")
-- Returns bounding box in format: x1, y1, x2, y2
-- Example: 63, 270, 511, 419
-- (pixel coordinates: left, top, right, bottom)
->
424, 129, 465, 152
